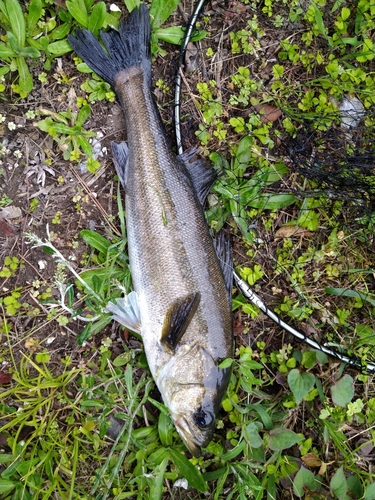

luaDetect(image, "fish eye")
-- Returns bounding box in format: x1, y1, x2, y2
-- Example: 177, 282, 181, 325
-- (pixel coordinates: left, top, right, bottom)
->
193, 408, 214, 429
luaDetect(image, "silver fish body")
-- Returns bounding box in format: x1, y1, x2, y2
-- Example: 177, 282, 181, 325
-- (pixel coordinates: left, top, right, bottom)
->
68, 4, 233, 456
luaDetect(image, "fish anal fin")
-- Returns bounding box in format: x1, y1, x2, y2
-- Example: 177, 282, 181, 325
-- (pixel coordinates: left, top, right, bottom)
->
111, 141, 129, 190
161, 292, 201, 350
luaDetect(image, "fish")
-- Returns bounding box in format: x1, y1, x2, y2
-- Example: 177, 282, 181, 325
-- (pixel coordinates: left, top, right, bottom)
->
68, 3, 233, 456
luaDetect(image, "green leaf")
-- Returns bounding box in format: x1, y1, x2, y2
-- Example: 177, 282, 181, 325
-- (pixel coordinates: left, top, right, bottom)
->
76, 62, 92, 73
169, 449, 207, 493
356, 38, 374, 62
76, 104, 91, 127
218, 357, 233, 369
42, 245, 55, 255
331, 374, 354, 407
244, 421, 263, 448
50, 23, 71, 41
234, 135, 253, 175
301, 351, 317, 369
75, 135, 93, 156
18, 46, 40, 58
347, 475, 363, 498
16, 56, 33, 93
268, 427, 303, 451
112, 351, 132, 367
27, 0, 43, 33
6, 0, 25, 46
293, 467, 317, 497
6, 30, 20, 52
364, 482, 375, 500
149, 456, 169, 500
150, 0, 180, 29
155, 26, 185, 45
0, 455, 15, 464
124, 0, 140, 12
0, 43, 15, 57
288, 369, 315, 404
0, 479, 16, 494
80, 229, 111, 254
312, 2, 327, 39
325, 287, 375, 307
158, 411, 174, 447
66, 0, 88, 27
92, 274, 102, 294
35, 352, 51, 363
341, 7, 350, 21
248, 193, 296, 210
78, 268, 126, 293
77, 315, 112, 344
50, 123, 73, 135
148, 446, 169, 466
148, 397, 169, 415
87, 1, 106, 35
0, 0, 10, 22
330, 466, 347, 498
47, 40, 72, 56
221, 440, 247, 462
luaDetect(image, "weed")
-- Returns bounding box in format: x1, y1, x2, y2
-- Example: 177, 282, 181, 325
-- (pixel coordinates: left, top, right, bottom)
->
0, 256, 23, 278
37, 105, 98, 166
0, 0, 42, 96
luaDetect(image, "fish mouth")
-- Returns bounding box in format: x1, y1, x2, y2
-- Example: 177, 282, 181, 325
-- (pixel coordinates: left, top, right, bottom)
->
174, 415, 208, 457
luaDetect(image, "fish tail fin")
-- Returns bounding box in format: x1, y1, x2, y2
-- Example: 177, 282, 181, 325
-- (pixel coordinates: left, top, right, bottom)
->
68, 3, 151, 88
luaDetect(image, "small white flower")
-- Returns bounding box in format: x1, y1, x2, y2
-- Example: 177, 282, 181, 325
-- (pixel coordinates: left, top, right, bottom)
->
7, 122, 16, 131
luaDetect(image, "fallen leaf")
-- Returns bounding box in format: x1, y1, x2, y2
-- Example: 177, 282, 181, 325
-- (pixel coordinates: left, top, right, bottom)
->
302, 453, 322, 468
0, 370, 12, 384
319, 460, 335, 476
0, 206, 22, 219
18, 426, 35, 442
275, 226, 313, 239
24, 337, 40, 351
246, 104, 282, 123
0, 218, 17, 237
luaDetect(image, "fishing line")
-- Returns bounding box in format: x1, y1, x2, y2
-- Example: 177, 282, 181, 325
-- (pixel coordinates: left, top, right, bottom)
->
174, 0, 207, 156
174, 0, 375, 374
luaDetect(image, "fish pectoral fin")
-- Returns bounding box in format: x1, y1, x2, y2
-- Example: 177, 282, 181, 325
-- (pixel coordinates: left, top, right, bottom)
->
161, 292, 201, 350
105, 290, 141, 333
111, 141, 129, 190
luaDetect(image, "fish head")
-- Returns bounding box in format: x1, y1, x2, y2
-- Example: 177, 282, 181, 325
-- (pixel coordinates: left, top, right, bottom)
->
157, 343, 231, 457
172, 391, 217, 457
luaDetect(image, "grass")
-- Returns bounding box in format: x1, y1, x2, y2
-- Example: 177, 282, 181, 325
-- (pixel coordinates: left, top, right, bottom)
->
1, 0, 375, 498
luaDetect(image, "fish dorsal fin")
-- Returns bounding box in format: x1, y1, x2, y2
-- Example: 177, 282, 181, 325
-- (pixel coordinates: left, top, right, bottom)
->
111, 141, 129, 190
105, 291, 141, 333
179, 149, 217, 205
213, 232, 233, 301
161, 292, 201, 350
